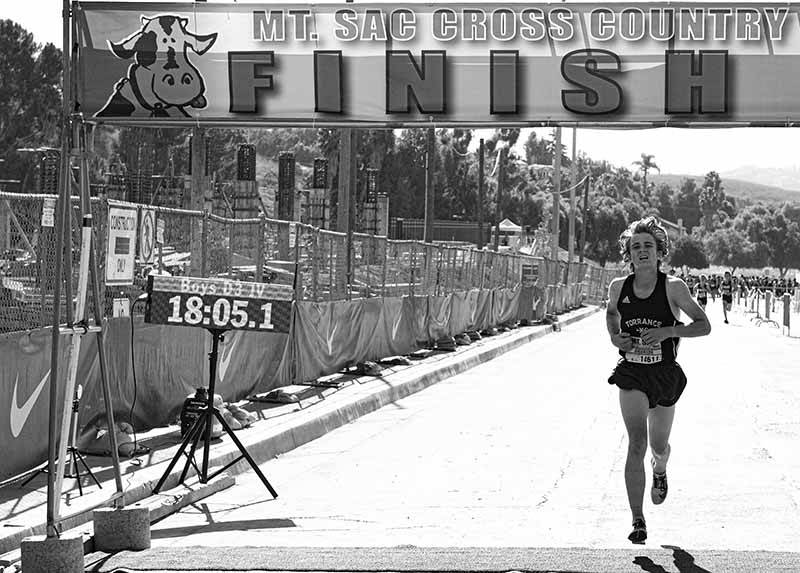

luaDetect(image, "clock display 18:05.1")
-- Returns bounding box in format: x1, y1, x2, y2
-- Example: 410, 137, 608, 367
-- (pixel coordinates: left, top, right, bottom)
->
167, 295, 275, 330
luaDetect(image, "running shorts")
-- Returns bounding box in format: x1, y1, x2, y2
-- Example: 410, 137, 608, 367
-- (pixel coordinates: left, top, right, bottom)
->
722, 294, 732, 304
698, 297, 707, 305
608, 359, 688, 408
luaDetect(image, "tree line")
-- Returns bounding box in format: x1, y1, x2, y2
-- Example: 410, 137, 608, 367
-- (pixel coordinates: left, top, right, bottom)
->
2, 19, 799, 274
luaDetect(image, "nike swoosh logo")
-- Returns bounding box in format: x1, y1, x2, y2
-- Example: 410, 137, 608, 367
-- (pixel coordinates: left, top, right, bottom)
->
10, 370, 51, 438
326, 323, 338, 355
391, 313, 403, 340
217, 332, 239, 383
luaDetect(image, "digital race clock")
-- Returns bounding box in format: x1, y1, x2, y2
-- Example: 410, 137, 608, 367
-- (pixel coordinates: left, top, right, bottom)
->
144, 275, 294, 333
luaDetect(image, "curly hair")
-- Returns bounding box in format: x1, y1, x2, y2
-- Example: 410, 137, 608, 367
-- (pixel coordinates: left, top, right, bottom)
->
618, 216, 670, 266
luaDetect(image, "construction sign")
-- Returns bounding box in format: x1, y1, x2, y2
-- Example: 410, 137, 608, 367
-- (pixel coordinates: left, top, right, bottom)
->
106, 205, 137, 286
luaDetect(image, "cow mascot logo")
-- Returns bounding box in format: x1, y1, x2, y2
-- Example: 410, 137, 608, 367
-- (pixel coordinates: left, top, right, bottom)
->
95, 15, 218, 118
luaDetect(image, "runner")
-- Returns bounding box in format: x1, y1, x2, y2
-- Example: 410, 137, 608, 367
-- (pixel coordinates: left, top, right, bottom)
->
695, 275, 708, 310
709, 274, 719, 303
605, 216, 711, 544
721, 271, 734, 324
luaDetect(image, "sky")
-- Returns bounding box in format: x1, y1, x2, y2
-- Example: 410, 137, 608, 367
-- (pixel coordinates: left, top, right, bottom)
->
5, 1, 800, 176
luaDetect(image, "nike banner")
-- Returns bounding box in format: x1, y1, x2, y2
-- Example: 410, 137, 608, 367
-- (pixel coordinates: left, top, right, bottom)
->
0, 321, 292, 482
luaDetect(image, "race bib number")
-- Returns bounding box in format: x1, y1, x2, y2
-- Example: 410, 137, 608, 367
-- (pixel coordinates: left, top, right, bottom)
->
625, 337, 663, 364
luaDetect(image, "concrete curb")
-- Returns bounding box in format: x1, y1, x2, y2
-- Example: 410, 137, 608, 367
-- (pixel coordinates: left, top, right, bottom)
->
0, 305, 600, 566
0, 476, 235, 572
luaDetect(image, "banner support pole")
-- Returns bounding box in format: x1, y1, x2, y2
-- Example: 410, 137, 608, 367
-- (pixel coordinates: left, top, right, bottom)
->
44, 0, 74, 538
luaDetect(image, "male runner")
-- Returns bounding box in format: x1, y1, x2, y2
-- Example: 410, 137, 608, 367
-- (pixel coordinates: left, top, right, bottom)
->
709, 275, 719, 303
721, 271, 734, 323
695, 276, 708, 310
606, 217, 711, 543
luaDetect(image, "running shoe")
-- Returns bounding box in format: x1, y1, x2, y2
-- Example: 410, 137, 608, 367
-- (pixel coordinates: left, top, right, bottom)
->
628, 518, 647, 543
651, 465, 668, 505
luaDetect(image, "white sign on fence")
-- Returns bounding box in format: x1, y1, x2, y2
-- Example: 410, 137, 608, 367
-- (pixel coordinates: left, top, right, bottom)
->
41, 197, 56, 228
112, 297, 130, 317
106, 205, 137, 286
156, 217, 165, 245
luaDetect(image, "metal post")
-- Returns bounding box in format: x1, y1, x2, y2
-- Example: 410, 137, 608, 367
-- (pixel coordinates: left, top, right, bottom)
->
494, 146, 507, 252
409, 242, 416, 298
190, 127, 205, 277
201, 210, 208, 277
64, 161, 75, 327
424, 127, 435, 243
328, 233, 334, 302
79, 123, 123, 502
293, 223, 302, 302
46, 130, 69, 537
381, 238, 388, 297
338, 129, 355, 297
311, 228, 319, 300
551, 127, 562, 261
46, 0, 74, 535
54, 126, 93, 519
450, 248, 457, 291
579, 176, 590, 264
228, 221, 234, 278
478, 139, 485, 248
568, 128, 577, 266
256, 214, 265, 283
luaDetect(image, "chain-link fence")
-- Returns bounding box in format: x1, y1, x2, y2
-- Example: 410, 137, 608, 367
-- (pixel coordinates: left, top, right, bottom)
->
1, 191, 625, 334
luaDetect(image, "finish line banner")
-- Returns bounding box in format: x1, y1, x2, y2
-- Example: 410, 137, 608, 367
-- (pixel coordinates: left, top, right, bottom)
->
74, 2, 800, 126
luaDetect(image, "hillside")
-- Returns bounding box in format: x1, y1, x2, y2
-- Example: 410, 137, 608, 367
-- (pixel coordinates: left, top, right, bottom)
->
650, 173, 800, 205
722, 165, 800, 192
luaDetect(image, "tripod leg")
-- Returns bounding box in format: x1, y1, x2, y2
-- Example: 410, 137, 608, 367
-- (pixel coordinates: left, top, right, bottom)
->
178, 414, 207, 485
70, 448, 83, 496
213, 409, 278, 498
75, 450, 102, 488
152, 412, 207, 494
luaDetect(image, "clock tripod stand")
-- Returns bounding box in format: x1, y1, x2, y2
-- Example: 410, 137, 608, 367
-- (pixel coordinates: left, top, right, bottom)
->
152, 328, 277, 497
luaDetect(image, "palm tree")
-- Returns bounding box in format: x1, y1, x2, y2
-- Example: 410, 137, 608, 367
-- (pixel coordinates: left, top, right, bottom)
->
632, 153, 660, 199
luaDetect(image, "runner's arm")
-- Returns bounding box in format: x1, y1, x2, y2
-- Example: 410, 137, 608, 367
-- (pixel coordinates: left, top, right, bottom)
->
668, 278, 711, 338
606, 278, 633, 351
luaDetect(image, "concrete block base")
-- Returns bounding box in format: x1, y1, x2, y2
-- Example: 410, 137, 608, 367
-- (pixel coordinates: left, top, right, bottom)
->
93, 506, 151, 552
20, 532, 84, 573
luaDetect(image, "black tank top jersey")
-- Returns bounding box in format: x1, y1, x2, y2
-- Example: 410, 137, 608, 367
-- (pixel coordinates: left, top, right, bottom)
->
696, 283, 707, 297
721, 279, 733, 295
617, 272, 681, 364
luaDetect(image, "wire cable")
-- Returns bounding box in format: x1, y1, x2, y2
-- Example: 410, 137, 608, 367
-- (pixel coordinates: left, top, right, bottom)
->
128, 300, 139, 450
126, 294, 152, 455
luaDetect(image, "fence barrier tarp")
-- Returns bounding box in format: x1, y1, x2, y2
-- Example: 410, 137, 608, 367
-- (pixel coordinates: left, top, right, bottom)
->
75, 2, 800, 126
1, 191, 627, 480
0, 320, 291, 482
1, 329, 69, 483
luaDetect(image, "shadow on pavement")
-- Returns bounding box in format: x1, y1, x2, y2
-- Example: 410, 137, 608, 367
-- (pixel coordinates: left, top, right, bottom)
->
150, 517, 297, 539
633, 545, 713, 573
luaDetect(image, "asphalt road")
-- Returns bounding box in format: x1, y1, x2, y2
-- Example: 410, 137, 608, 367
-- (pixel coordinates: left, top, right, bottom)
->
119, 299, 799, 569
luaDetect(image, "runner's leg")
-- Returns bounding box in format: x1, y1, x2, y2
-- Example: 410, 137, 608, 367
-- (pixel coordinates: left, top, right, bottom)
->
648, 404, 675, 473
619, 389, 650, 521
